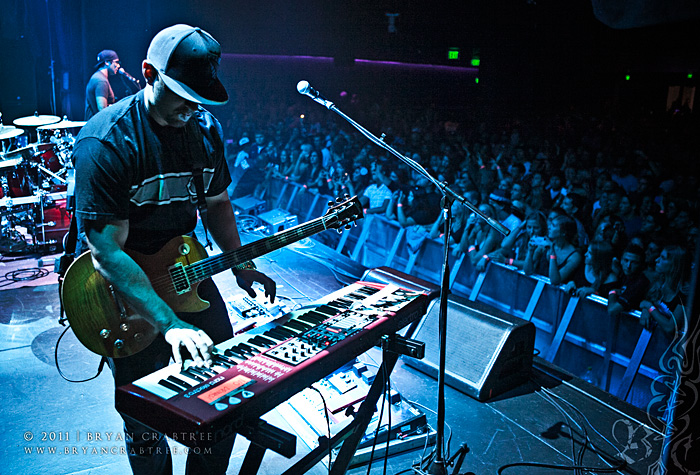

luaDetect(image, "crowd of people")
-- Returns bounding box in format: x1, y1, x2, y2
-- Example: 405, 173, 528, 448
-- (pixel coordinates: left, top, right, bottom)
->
221, 87, 697, 339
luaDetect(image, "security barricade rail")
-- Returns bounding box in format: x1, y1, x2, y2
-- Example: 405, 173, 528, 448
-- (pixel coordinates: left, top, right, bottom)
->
255, 178, 673, 415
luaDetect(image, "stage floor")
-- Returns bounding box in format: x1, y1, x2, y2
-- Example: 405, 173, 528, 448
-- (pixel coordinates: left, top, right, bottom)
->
0, 230, 666, 474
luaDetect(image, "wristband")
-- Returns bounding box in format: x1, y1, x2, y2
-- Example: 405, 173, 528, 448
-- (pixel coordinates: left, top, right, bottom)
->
648, 306, 656, 314
468, 246, 476, 253
483, 255, 490, 261
507, 258, 514, 266
397, 203, 403, 208
549, 254, 557, 260
608, 290, 617, 296
233, 260, 257, 273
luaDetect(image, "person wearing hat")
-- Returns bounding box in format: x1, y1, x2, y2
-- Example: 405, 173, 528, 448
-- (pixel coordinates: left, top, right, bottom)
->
489, 188, 522, 232
84, 49, 121, 120
72, 25, 276, 474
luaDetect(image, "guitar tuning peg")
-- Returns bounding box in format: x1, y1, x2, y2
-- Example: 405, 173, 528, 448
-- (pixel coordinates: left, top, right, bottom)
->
337, 228, 344, 234
336, 196, 344, 203
327, 200, 335, 207
345, 223, 352, 230
344, 193, 350, 199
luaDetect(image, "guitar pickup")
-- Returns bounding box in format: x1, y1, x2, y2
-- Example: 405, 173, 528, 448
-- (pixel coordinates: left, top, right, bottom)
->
169, 262, 191, 294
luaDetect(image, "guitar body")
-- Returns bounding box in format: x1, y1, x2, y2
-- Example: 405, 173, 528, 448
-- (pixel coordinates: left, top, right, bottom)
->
60, 196, 364, 358
61, 236, 210, 358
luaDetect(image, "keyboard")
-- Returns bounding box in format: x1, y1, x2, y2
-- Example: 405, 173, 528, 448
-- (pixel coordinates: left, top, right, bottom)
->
115, 281, 431, 447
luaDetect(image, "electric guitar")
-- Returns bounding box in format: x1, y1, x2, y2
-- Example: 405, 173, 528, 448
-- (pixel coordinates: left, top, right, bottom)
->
60, 196, 363, 358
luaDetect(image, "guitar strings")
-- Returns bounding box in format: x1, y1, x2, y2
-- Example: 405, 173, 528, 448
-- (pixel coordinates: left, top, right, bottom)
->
145, 216, 334, 296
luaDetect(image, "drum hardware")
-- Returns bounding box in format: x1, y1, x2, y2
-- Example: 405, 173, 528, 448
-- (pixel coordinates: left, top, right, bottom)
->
1, 143, 54, 162
0, 113, 80, 255
0, 197, 31, 254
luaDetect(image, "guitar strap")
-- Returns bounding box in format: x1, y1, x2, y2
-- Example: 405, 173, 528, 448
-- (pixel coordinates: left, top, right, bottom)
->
188, 117, 213, 251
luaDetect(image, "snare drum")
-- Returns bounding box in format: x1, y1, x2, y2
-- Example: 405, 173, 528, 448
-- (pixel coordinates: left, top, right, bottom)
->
0, 157, 33, 197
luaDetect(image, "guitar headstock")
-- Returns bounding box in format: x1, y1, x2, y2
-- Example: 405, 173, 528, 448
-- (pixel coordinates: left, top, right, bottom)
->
324, 195, 364, 231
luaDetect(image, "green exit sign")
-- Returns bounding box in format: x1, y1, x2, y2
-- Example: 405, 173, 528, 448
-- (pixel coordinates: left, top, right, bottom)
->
448, 49, 459, 60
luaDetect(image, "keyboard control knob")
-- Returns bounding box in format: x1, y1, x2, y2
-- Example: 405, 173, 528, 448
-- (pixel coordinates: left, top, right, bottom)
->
100, 329, 110, 338
114, 339, 125, 349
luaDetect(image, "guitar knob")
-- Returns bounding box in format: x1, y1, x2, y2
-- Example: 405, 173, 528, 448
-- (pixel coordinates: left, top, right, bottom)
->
120, 323, 129, 332
100, 329, 111, 339
134, 333, 143, 341
114, 339, 125, 349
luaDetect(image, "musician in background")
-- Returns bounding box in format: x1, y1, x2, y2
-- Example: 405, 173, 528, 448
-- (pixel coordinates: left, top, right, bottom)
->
72, 25, 276, 475
85, 49, 121, 120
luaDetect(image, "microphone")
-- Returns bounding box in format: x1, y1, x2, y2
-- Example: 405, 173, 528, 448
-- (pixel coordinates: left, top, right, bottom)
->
296, 80, 334, 109
118, 68, 139, 84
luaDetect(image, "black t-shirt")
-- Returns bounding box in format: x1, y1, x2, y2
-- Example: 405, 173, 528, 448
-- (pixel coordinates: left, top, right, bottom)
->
73, 90, 231, 254
617, 272, 651, 311
406, 191, 441, 226
84, 70, 115, 121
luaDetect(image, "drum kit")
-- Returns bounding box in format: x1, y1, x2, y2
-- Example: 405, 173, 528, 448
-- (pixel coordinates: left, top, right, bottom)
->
0, 113, 81, 254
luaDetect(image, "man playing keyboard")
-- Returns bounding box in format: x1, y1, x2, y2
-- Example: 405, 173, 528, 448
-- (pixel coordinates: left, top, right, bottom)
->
72, 24, 276, 475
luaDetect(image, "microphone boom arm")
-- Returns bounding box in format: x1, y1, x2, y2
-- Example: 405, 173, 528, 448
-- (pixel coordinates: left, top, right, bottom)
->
296, 80, 509, 236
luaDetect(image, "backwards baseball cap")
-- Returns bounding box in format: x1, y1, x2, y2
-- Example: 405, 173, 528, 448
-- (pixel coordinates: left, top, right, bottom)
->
146, 24, 228, 105
95, 50, 119, 68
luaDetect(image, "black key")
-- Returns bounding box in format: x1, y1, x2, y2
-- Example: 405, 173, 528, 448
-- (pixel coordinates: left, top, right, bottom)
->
167, 375, 193, 389
158, 379, 184, 393
297, 311, 324, 325
225, 347, 246, 358
263, 329, 285, 341
213, 354, 235, 367
238, 343, 259, 355
187, 366, 212, 379
316, 305, 340, 316
182, 369, 206, 382
249, 336, 272, 348
255, 335, 278, 347
280, 324, 301, 335
273, 326, 297, 339
286, 319, 311, 332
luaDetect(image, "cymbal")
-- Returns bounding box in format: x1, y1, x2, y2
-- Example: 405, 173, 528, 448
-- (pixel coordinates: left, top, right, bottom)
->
1, 143, 54, 160
0, 126, 24, 140
37, 119, 87, 130
13, 114, 61, 127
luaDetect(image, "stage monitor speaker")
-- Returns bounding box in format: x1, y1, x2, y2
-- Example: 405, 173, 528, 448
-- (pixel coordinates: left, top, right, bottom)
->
405, 295, 535, 401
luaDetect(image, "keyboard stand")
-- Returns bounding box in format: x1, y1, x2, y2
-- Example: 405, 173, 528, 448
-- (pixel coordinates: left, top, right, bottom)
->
239, 419, 297, 473
237, 333, 422, 475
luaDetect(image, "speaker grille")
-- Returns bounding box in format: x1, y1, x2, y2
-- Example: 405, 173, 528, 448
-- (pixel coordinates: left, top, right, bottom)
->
406, 296, 535, 401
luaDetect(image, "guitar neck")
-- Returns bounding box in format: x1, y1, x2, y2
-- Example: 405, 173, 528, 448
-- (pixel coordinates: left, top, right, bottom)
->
184, 215, 329, 283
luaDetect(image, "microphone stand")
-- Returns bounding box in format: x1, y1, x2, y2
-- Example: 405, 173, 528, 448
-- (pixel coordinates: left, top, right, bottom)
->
298, 82, 509, 474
